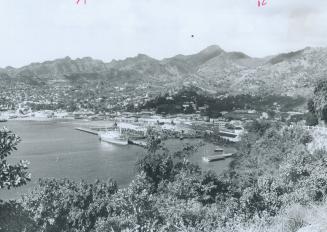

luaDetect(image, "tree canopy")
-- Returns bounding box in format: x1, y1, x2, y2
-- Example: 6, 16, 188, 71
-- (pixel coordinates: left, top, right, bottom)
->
0, 127, 30, 190
312, 79, 327, 122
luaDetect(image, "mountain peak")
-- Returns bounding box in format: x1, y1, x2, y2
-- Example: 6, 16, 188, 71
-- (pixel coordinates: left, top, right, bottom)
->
199, 45, 224, 54
136, 54, 152, 59
131, 54, 157, 62
63, 56, 72, 61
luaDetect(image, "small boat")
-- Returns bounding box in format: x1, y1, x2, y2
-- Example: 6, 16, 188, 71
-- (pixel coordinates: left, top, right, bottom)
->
214, 146, 224, 153
0, 118, 7, 122
203, 153, 234, 162
203, 155, 225, 162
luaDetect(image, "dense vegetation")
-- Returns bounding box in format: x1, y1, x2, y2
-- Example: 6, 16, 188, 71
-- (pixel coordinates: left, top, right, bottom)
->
0, 128, 30, 190
142, 88, 306, 116
311, 79, 327, 123
1, 120, 327, 231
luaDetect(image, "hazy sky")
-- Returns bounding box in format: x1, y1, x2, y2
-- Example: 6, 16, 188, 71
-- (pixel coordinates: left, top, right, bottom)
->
0, 0, 327, 67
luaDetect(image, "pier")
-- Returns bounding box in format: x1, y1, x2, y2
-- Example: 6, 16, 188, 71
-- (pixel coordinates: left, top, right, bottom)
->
202, 153, 234, 162
75, 127, 99, 135
75, 127, 147, 148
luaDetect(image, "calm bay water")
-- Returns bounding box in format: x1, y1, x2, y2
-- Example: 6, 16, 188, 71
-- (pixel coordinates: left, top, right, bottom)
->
0, 120, 232, 200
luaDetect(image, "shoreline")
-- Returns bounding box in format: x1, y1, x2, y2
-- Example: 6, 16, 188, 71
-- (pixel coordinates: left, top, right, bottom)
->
1, 120, 234, 201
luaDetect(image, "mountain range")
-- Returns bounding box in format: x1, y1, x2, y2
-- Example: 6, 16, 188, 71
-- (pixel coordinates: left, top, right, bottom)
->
1, 45, 327, 98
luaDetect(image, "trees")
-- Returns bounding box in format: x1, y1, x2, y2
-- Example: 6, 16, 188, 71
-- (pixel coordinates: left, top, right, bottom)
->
22, 179, 118, 232
244, 119, 274, 136
0, 200, 38, 232
143, 88, 305, 116
305, 113, 319, 126
0, 127, 32, 232
137, 134, 200, 190
224, 123, 327, 223
0, 127, 30, 190
308, 98, 315, 114
312, 80, 327, 122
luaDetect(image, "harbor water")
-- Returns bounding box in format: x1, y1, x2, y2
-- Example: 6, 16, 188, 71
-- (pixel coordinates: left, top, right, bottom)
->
0, 120, 233, 200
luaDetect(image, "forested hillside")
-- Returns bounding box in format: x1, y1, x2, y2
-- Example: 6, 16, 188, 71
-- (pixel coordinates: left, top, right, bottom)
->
142, 88, 306, 116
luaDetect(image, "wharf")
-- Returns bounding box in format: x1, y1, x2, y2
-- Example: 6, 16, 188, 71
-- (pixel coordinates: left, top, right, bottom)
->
202, 153, 234, 162
75, 127, 147, 148
75, 127, 99, 135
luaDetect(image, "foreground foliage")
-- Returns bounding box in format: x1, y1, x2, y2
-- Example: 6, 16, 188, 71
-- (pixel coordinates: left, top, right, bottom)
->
0, 127, 30, 190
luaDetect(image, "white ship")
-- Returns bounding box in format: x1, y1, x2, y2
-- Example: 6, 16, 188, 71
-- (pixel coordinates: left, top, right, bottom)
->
98, 130, 128, 145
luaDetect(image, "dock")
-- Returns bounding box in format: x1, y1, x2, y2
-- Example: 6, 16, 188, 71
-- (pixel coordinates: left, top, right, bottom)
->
202, 153, 234, 162
75, 127, 99, 135
75, 127, 148, 148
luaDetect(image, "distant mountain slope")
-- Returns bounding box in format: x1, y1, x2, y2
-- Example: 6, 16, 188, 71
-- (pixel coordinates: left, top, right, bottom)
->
7, 57, 108, 78
196, 46, 327, 97
2, 45, 327, 97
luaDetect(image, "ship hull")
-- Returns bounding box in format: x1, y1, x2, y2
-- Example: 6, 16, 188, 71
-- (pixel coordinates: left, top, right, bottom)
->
98, 131, 128, 145
100, 137, 128, 145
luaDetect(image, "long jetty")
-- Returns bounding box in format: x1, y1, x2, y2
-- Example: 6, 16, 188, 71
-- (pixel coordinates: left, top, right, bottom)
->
75, 127, 147, 148
75, 127, 99, 135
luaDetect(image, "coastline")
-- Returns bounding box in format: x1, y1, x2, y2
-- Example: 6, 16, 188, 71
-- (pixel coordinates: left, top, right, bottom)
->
1, 120, 234, 200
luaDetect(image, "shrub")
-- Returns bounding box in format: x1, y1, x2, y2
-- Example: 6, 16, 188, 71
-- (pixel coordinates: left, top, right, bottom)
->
305, 113, 318, 126
0, 127, 30, 190
0, 200, 37, 232
22, 178, 117, 232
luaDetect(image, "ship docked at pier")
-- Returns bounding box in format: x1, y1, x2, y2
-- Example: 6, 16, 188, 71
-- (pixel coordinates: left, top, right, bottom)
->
98, 130, 128, 145
97, 122, 148, 146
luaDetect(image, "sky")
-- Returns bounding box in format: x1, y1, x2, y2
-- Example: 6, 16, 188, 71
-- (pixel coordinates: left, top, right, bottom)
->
0, 0, 327, 67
